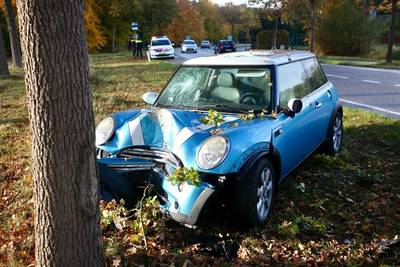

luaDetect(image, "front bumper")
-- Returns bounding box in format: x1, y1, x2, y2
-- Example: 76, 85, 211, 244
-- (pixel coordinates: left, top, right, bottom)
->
150, 52, 174, 58
98, 147, 215, 225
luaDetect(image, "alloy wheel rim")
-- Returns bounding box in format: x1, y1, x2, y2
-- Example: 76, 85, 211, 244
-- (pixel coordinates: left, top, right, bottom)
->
332, 116, 342, 152
256, 167, 273, 221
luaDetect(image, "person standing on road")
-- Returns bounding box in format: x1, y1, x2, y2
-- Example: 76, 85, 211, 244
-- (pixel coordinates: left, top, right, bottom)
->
135, 34, 143, 58
131, 35, 137, 57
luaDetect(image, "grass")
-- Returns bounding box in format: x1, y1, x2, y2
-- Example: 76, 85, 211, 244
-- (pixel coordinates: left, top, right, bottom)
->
1, 52, 399, 265
318, 45, 400, 70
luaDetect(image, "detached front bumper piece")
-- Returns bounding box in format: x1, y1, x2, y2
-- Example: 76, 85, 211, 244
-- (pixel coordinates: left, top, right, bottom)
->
98, 155, 215, 226
156, 169, 215, 225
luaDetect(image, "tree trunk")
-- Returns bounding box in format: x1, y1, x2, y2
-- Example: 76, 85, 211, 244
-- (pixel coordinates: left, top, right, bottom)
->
310, 0, 317, 52
17, 0, 105, 266
112, 19, 116, 53
0, 23, 9, 78
387, 0, 398, 64
3, 0, 22, 67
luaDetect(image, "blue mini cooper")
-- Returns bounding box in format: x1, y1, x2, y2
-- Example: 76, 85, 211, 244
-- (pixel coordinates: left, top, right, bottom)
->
96, 51, 343, 227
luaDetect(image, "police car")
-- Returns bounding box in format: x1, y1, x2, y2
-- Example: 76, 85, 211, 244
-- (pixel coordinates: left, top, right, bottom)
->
148, 36, 175, 59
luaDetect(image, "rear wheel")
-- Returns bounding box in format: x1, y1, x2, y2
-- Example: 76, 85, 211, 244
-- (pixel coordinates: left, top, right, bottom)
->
234, 159, 275, 227
322, 111, 343, 155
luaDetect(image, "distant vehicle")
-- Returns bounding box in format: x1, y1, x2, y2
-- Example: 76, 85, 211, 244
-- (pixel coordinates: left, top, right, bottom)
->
200, 40, 211, 49
181, 40, 198, 53
96, 50, 343, 227
214, 40, 236, 54
148, 36, 175, 59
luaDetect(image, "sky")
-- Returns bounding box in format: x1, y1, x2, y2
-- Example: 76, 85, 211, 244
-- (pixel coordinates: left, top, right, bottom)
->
211, 0, 248, 6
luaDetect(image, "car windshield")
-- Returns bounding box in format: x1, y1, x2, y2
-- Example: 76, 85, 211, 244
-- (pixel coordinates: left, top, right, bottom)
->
184, 40, 195, 45
151, 39, 170, 46
156, 66, 273, 113
201, 41, 209, 43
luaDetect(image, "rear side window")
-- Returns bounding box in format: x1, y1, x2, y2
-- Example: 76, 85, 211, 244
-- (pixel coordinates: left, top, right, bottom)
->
301, 58, 327, 90
278, 61, 312, 108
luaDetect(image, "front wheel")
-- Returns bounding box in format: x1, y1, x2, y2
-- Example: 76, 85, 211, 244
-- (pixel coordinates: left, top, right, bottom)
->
233, 159, 275, 228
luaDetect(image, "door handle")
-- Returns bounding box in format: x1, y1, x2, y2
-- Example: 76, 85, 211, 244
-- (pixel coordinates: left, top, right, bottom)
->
315, 102, 322, 108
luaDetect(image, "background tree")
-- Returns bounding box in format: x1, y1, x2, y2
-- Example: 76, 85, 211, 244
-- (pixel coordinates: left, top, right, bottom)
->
17, 0, 104, 265
0, 21, 9, 77
197, 0, 229, 42
139, 0, 177, 38
165, 0, 205, 42
2, 0, 21, 67
319, 0, 383, 56
85, 0, 107, 52
386, 0, 398, 63
220, 3, 244, 38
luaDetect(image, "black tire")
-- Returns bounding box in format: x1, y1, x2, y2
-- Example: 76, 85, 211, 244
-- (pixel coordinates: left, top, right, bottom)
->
321, 111, 343, 155
233, 158, 276, 228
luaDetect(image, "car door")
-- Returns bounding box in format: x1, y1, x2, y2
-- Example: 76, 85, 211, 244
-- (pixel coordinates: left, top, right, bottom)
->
271, 61, 323, 178
301, 57, 334, 142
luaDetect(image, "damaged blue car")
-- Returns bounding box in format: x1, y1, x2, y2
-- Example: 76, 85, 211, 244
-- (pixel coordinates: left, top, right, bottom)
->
96, 51, 343, 227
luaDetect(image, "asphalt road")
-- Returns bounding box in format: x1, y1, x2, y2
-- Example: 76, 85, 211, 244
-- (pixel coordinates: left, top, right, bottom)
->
165, 48, 400, 119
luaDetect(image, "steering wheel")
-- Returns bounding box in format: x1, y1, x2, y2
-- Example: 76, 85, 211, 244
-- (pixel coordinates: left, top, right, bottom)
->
239, 93, 259, 106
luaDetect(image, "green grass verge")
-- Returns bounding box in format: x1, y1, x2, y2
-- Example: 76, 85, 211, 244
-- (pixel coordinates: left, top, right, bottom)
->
318, 45, 400, 70
0, 52, 399, 265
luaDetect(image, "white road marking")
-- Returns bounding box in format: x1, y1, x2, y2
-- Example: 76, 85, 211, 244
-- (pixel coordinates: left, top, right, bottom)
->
340, 99, 400, 116
326, 74, 348, 79
395, 84, 400, 87
362, 79, 381, 84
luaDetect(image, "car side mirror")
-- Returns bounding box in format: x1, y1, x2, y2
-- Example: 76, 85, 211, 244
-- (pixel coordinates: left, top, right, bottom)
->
287, 98, 303, 114
142, 92, 159, 105
147, 45, 150, 48
172, 43, 175, 47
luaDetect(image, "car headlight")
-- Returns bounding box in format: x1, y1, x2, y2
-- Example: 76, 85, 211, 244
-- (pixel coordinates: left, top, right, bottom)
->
95, 117, 115, 146
197, 136, 229, 169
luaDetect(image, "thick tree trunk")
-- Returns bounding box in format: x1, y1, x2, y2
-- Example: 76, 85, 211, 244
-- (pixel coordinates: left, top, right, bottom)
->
0, 23, 9, 78
310, 0, 317, 52
387, 0, 398, 64
3, 0, 22, 67
17, 0, 105, 266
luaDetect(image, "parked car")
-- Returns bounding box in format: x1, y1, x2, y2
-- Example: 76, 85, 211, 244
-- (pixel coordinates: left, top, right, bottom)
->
200, 40, 211, 49
148, 36, 175, 59
96, 50, 343, 227
214, 40, 236, 54
181, 40, 198, 53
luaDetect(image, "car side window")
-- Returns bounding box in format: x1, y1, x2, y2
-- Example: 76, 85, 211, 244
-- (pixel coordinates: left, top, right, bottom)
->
278, 62, 312, 109
301, 58, 327, 91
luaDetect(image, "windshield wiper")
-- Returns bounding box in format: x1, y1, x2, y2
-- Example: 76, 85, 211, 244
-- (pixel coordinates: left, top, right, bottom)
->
197, 104, 250, 113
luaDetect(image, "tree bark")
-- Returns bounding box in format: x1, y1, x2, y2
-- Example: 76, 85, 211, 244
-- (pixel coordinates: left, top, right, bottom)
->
0, 22, 9, 78
3, 0, 22, 67
387, 0, 398, 64
309, 0, 317, 52
17, 0, 105, 266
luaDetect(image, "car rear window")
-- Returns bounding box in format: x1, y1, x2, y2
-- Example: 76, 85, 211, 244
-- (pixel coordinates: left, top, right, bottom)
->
223, 41, 233, 45
184, 40, 195, 44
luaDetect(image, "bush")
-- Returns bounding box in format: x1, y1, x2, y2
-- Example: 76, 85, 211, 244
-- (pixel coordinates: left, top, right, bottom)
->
256, 29, 289, 49
318, 0, 384, 56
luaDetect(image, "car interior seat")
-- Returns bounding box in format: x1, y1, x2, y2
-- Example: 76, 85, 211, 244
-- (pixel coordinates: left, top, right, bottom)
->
210, 72, 240, 103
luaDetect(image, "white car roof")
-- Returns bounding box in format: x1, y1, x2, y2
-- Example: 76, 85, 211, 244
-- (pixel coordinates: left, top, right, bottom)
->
182, 50, 315, 66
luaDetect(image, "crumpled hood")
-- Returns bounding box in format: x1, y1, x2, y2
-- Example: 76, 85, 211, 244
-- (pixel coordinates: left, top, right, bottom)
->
99, 108, 273, 173
121, 108, 240, 153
